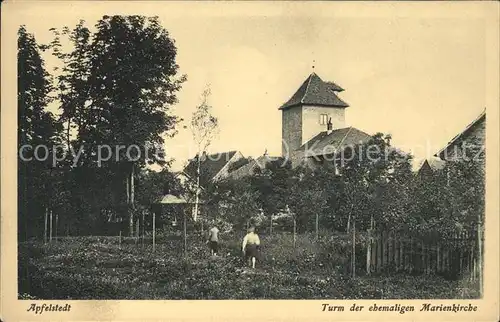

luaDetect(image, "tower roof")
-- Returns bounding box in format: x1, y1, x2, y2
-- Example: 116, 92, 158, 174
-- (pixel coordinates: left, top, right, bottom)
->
279, 72, 349, 111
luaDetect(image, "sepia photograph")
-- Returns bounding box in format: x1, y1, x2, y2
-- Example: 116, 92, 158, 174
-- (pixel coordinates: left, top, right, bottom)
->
2, 1, 499, 321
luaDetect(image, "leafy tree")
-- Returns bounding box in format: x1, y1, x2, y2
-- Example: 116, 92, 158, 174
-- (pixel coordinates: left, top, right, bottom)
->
207, 177, 260, 232
337, 133, 413, 231
252, 157, 293, 215
190, 86, 219, 221
18, 25, 63, 241
48, 16, 186, 236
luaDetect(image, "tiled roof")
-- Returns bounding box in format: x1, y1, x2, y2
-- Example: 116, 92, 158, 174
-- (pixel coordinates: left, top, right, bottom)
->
279, 72, 349, 111
298, 127, 372, 156
227, 155, 280, 179
183, 151, 237, 187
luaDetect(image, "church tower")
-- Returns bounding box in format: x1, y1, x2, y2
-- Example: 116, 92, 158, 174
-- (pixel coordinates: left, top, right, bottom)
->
280, 72, 349, 157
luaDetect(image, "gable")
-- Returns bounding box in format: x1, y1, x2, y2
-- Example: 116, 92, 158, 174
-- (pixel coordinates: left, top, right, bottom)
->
183, 151, 238, 187
436, 111, 485, 161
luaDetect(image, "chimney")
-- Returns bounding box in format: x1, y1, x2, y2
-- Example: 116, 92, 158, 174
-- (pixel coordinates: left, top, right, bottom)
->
327, 118, 333, 134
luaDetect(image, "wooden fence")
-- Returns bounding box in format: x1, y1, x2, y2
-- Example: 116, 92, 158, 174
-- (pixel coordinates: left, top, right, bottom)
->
365, 229, 482, 281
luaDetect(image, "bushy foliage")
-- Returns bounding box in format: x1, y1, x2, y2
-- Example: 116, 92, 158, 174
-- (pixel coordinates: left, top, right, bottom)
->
205, 132, 484, 241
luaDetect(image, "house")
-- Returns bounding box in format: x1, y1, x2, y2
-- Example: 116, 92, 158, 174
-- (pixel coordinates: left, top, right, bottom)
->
279, 72, 372, 169
416, 157, 446, 177
435, 110, 485, 163
173, 171, 204, 194
227, 150, 280, 180
182, 150, 246, 188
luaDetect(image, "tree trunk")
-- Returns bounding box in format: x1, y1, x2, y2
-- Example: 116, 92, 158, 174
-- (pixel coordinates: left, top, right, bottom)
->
66, 118, 71, 150
346, 214, 351, 232
193, 157, 202, 222
270, 216, 273, 236
128, 163, 135, 237
130, 163, 135, 206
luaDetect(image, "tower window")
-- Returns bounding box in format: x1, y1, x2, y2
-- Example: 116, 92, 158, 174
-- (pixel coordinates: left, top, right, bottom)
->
320, 114, 328, 125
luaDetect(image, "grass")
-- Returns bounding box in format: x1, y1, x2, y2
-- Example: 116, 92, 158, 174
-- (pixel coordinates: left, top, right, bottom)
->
18, 232, 480, 300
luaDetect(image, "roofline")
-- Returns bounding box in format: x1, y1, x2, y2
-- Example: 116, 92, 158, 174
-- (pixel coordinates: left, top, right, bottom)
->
434, 109, 486, 159
279, 102, 350, 111
212, 151, 245, 181
177, 171, 206, 191
301, 127, 373, 157
299, 73, 314, 105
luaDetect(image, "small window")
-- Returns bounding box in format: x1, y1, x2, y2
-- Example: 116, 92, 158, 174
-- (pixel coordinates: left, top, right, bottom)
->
319, 114, 328, 125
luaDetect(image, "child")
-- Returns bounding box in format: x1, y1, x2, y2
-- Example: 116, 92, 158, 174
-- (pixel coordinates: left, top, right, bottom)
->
207, 223, 220, 256
242, 226, 260, 269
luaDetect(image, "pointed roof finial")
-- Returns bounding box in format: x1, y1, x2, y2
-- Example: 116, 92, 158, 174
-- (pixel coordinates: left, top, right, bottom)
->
312, 59, 315, 72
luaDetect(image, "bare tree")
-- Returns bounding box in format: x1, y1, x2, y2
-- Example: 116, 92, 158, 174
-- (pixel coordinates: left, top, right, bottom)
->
190, 85, 219, 221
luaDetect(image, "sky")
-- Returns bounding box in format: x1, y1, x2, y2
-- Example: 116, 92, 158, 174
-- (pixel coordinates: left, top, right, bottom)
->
12, 2, 488, 171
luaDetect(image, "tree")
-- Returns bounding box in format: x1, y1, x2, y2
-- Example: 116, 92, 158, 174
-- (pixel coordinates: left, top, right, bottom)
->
48, 16, 186, 236
190, 86, 219, 222
288, 167, 328, 236
337, 133, 413, 231
211, 177, 260, 231
18, 25, 63, 241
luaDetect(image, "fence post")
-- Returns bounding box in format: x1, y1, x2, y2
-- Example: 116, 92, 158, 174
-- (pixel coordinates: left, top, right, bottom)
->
395, 235, 399, 268
478, 221, 483, 296
142, 210, 145, 247
437, 244, 441, 273
293, 218, 296, 248
49, 210, 53, 243
153, 212, 156, 252
376, 232, 382, 272
184, 210, 187, 257
409, 237, 413, 273
315, 213, 319, 241
135, 218, 140, 245
366, 217, 373, 275
351, 218, 356, 278
55, 214, 58, 242
44, 208, 48, 244
381, 231, 386, 268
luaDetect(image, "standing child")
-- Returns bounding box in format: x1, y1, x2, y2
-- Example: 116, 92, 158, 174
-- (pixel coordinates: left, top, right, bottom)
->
242, 226, 260, 269
207, 223, 220, 256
